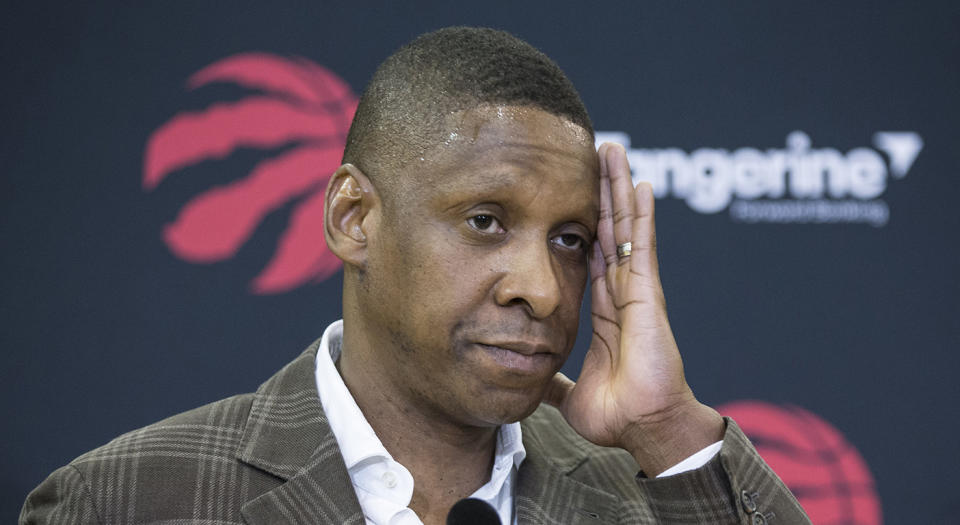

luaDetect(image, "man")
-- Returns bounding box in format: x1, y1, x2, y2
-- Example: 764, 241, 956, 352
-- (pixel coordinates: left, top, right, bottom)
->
22, 27, 810, 524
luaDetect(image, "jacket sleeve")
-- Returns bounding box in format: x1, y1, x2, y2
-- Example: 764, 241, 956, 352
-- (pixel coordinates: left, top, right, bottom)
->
633, 418, 811, 524
20, 464, 102, 525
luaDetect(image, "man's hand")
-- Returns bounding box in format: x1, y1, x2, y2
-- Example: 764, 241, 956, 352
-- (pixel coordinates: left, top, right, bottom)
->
544, 143, 724, 476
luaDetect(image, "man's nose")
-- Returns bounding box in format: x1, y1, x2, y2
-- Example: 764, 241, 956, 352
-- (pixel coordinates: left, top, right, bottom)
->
493, 240, 562, 319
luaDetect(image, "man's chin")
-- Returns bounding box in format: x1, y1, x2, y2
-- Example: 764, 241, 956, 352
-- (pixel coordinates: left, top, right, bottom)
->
465, 387, 546, 426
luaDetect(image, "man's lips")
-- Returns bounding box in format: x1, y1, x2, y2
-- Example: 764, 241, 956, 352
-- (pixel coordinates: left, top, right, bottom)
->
479, 339, 553, 355
474, 342, 557, 374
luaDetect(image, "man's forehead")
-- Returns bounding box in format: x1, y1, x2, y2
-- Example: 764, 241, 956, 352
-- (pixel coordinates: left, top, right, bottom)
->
416, 105, 596, 182
382, 104, 599, 218
423, 109, 598, 222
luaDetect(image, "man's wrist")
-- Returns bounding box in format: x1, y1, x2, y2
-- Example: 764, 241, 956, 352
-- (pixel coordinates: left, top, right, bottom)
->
621, 401, 725, 477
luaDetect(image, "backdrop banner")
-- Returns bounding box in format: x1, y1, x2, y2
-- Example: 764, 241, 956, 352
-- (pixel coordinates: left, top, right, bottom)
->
3, 3, 958, 523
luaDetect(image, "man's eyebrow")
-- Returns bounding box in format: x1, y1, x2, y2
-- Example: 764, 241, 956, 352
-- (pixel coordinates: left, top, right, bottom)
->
437, 177, 599, 231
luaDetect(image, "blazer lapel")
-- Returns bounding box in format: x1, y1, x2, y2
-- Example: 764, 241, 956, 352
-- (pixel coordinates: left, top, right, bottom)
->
516, 406, 620, 525
235, 340, 365, 524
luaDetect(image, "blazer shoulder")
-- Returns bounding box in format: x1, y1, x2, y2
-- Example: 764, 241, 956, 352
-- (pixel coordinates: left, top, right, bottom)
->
22, 393, 266, 524
73, 392, 257, 467
23, 344, 326, 524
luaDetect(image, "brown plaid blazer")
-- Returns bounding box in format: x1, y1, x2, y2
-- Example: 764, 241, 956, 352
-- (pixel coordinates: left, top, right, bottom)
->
21, 340, 810, 524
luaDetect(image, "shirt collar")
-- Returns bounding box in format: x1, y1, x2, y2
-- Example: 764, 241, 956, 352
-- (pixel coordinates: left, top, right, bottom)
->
470, 414, 526, 502
314, 320, 392, 470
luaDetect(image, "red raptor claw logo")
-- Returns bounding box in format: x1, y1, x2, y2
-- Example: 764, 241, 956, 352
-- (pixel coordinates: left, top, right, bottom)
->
719, 400, 882, 525
144, 53, 358, 294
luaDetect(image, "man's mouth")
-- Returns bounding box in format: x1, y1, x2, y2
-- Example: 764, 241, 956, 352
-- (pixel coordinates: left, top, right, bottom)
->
474, 342, 556, 374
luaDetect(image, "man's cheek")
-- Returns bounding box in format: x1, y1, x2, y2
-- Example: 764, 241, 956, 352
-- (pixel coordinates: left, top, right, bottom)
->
561, 268, 589, 306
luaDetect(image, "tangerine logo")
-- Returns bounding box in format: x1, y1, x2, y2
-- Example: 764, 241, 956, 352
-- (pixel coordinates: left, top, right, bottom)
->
143, 53, 358, 294
596, 130, 923, 227
718, 400, 882, 525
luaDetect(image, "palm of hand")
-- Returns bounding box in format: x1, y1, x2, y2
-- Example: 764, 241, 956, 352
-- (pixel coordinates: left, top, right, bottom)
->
549, 144, 696, 450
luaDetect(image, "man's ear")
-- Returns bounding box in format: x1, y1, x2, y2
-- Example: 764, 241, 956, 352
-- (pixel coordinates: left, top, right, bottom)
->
324, 163, 379, 268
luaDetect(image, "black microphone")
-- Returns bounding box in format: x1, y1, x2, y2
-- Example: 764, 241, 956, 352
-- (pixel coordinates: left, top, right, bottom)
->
446, 498, 502, 525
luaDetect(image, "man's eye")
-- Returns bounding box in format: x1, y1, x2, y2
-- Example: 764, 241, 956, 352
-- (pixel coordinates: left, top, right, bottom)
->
553, 233, 585, 251
467, 214, 503, 233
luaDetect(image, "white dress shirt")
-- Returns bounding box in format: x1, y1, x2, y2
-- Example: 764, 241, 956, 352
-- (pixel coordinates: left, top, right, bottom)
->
314, 320, 719, 525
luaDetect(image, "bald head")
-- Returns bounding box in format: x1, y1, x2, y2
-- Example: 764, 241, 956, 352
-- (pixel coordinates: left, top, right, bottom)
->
342, 27, 593, 194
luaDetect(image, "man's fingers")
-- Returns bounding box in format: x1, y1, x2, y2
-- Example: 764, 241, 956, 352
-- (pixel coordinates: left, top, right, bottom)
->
590, 241, 618, 324
542, 372, 576, 410
589, 241, 606, 283
596, 143, 616, 264
605, 144, 635, 259
629, 181, 661, 282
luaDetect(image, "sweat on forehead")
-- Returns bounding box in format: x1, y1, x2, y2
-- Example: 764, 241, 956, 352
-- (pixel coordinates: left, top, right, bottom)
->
341, 26, 594, 187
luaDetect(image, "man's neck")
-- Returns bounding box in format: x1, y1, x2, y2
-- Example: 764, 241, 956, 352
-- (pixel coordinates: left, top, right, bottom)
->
337, 330, 499, 525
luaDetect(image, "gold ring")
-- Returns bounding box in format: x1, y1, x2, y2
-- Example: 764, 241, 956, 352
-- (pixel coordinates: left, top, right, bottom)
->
616, 242, 632, 259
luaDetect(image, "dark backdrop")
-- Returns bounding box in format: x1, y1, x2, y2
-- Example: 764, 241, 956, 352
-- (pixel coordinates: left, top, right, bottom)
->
3, 2, 958, 523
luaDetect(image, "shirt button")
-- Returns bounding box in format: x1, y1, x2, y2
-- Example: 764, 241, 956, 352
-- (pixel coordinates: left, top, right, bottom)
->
381, 470, 398, 488
741, 490, 758, 513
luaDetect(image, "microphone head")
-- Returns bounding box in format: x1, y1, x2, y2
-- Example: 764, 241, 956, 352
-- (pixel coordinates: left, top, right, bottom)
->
446, 498, 502, 525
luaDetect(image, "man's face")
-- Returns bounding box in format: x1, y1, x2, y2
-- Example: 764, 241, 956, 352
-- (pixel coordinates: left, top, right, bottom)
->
360, 105, 599, 427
